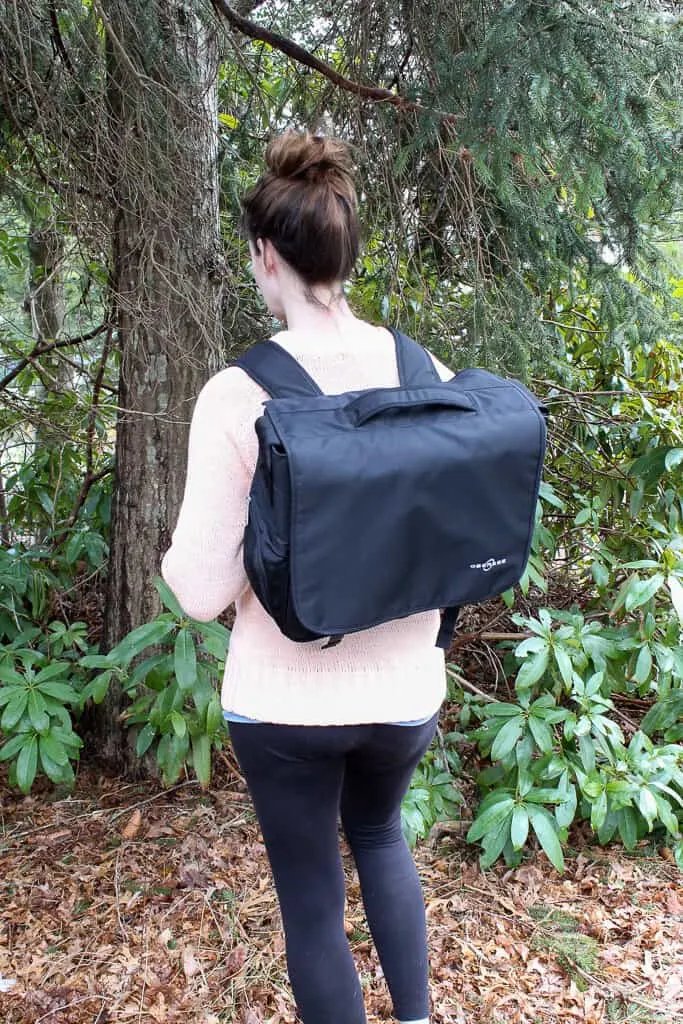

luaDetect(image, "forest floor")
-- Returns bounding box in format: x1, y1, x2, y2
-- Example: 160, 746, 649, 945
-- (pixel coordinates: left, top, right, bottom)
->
1, 761, 681, 1024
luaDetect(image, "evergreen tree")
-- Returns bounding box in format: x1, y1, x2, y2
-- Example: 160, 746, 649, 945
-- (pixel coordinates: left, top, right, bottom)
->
214, 0, 682, 370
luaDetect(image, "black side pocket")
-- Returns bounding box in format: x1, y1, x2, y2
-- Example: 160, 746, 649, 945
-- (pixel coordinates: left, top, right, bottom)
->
243, 494, 287, 620
245, 446, 323, 642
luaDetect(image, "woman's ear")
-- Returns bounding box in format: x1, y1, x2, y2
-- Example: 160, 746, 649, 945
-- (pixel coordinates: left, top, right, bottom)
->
248, 238, 261, 266
261, 238, 279, 276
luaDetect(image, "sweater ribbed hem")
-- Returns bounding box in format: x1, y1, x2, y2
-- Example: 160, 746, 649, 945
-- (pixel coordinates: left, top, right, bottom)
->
220, 650, 447, 726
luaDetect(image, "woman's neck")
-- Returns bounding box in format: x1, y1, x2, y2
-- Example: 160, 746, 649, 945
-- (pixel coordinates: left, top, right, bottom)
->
279, 286, 360, 338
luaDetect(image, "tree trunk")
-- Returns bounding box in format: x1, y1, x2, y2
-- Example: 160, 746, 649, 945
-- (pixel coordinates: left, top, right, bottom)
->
26, 223, 65, 347
90, 0, 223, 771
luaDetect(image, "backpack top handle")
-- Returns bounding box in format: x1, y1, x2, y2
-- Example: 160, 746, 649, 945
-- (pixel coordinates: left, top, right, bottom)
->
348, 386, 476, 426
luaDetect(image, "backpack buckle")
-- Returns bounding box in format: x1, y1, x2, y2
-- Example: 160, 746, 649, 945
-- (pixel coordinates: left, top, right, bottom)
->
321, 635, 344, 650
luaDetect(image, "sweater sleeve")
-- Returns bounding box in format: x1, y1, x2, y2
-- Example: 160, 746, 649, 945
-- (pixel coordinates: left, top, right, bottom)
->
161, 372, 253, 622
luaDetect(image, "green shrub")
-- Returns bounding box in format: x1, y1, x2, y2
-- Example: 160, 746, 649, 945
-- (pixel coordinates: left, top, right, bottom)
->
464, 610, 683, 871
81, 578, 230, 788
452, 289, 683, 872
401, 729, 464, 847
0, 577, 229, 791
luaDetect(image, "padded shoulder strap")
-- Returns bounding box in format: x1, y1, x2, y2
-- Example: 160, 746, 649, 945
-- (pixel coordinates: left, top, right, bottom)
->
388, 327, 441, 387
233, 341, 323, 399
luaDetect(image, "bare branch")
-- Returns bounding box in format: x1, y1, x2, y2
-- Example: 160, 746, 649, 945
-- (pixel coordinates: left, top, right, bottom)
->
48, 1, 77, 76
0, 324, 111, 393
0, 471, 10, 546
211, 0, 460, 124
61, 326, 115, 536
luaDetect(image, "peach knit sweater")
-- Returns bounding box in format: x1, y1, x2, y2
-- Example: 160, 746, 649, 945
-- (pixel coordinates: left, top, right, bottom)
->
161, 325, 448, 726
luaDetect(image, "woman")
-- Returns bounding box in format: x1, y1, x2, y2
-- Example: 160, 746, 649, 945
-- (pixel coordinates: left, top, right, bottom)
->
162, 129, 450, 1024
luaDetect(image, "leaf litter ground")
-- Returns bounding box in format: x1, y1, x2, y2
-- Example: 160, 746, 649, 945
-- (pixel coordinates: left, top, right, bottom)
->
1, 764, 681, 1024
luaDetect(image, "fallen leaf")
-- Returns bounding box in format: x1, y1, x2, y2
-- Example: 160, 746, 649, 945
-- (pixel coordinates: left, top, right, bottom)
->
121, 809, 142, 840
666, 890, 683, 916
448, 895, 469, 912
178, 861, 210, 888
226, 945, 246, 973
182, 946, 201, 979
662, 969, 683, 1002
148, 992, 167, 1022
146, 821, 176, 838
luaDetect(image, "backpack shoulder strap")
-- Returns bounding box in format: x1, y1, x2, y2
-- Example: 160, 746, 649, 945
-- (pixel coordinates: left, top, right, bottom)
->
388, 326, 442, 387
233, 341, 323, 399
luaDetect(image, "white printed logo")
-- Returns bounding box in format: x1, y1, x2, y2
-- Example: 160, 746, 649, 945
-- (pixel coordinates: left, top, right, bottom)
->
469, 557, 507, 572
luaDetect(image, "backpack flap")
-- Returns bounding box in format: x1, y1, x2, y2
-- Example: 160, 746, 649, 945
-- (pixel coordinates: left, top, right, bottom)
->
259, 372, 546, 638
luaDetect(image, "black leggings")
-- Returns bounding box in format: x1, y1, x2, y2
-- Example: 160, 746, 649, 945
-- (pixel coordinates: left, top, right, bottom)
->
230, 714, 438, 1024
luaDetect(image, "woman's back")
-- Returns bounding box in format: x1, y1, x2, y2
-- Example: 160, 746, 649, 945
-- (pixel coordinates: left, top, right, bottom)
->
162, 320, 449, 726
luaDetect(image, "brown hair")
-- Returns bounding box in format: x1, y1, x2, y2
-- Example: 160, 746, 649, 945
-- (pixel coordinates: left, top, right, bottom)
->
240, 130, 360, 286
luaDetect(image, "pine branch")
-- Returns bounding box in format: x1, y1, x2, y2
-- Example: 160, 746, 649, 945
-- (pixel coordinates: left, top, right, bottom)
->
211, 0, 460, 124
0, 100, 92, 199
234, 0, 268, 12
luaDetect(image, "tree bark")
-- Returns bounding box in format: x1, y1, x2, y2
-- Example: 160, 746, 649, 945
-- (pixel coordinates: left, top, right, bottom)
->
26, 223, 65, 348
90, 0, 223, 771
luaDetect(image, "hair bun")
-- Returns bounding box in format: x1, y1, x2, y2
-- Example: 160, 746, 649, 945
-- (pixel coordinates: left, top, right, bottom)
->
265, 130, 354, 188
241, 128, 360, 284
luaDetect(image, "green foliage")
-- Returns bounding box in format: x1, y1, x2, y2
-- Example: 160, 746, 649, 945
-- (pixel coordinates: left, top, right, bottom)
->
211, 1, 682, 372
529, 906, 600, 989
453, 272, 683, 872
0, 622, 91, 791
422, 0, 681, 369
401, 730, 464, 847
464, 619, 683, 872
4, 443, 112, 550
0, 577, 230, 791
85, 579, 230, 788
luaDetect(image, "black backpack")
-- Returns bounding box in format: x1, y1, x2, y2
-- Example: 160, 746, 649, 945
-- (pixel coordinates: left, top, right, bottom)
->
235, 327, 547, 649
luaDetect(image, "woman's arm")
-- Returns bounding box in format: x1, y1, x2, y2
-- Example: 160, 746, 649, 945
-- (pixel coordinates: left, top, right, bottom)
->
161, 372, 253, 622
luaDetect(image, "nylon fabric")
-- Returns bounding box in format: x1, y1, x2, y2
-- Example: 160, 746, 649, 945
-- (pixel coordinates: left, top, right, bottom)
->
234, 328, 547, 646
